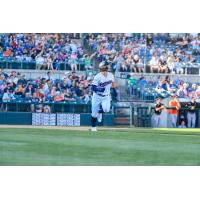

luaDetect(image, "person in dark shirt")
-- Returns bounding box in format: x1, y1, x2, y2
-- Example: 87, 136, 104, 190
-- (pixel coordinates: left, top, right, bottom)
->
187, 97, 197, 128
153, 98, 166, 127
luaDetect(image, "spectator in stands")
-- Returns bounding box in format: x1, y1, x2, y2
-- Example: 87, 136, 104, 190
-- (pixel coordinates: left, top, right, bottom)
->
64, 89, 76, 102
2, 89, 13, 102
54, 91, 63, 102
43, 105, 51, 113
69, 52, 78, 71
150, 53, 159, 73
3, 47, 12, 57
159, 52, 168, 73
137, 59, 144, 73
36, 54, 45, 69
84, 52, 96, 70
166, 79, 177, 93
178, 120, 187, 128
84, 91, 92, 104
177, 85, 187, 98
175, 57, 184, 74
30, 104, 35, 112
32, 92, 40, 103
25, 83, 35, 100
0, 81, 7, 93
46, 54, 54, 70
15, 84, 25, 98
167, 54, 176, 73
35, 104, 43, 113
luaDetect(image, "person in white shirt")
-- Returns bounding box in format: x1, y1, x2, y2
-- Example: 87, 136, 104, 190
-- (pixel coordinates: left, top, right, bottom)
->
36, 54, 45, 69
150, 53, 159, 73
2, 90, 11, 102
167, 54, 176, 73
2, 90, 15, 102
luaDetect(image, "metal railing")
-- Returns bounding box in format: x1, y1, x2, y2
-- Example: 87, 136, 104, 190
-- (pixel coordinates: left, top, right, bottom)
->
114, 103, 200, 128
0, 101, 92, 113
0, 59, 87, 71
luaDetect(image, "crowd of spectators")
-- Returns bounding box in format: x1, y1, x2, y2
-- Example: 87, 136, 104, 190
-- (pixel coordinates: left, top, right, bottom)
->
86, 33, 200, 74
0, 33, 95, 71
0, 69, 95, 112
0, 33, 199, 74
126, 74, 200, 100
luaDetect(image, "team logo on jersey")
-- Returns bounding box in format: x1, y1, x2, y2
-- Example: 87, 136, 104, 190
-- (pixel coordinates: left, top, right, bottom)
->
99, 80, 112, 87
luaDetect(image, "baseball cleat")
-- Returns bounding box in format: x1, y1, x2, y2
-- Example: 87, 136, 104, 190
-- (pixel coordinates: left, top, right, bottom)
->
91, 127, 97, 132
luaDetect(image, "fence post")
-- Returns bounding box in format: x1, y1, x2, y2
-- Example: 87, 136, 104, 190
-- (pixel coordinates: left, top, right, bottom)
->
129, 104, 134, 127
198, 108, 200, 128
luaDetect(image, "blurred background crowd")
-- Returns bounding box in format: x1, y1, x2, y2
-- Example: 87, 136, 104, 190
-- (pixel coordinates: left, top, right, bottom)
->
0, 33, 95, 71
0, 69, 95, 112
126, 73, 200, 101
86, 33, 200, 73
0, 33, 199, 111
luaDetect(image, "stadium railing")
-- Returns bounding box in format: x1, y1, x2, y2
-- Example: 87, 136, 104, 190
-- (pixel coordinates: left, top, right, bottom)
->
0, 102, 92, 113
0, 59, 86, 71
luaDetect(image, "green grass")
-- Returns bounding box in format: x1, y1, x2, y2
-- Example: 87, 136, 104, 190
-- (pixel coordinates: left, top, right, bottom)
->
1, 127, 200, 165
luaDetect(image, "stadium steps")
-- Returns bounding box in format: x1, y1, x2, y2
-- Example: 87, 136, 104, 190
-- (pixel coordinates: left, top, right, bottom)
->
114, 117, 130, 125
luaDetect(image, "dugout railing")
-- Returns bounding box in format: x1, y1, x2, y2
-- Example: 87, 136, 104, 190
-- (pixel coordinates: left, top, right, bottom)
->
114, 104, 200, 128
0, 101, 92, 113
137, 106, 200, 128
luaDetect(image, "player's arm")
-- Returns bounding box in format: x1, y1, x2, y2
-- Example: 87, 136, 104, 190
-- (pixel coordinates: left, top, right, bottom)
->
176, 98, 181, 109
111, 80, 118, 98
155, 104, 166, 111
112, 81, 116, 88
92, 85, 105, 93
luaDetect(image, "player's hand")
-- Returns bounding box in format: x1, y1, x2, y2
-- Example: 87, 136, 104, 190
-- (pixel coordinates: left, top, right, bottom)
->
161, 105, 166, 110
112, 88, 118, 98
98, 87, 105, 92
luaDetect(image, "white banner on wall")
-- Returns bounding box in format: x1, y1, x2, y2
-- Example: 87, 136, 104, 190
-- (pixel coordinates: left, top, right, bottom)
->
32, 113, 80, 126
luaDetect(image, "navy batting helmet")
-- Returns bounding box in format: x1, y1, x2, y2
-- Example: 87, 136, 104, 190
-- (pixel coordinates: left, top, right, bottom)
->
99, 61, 109, 71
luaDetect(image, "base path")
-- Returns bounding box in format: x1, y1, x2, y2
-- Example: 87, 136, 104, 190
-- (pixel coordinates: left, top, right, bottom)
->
0, 125, 130, 131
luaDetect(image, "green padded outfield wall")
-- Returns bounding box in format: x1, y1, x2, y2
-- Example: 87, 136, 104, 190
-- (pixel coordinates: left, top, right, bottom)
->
0, 112, 32, 125
0, 112, 114, 126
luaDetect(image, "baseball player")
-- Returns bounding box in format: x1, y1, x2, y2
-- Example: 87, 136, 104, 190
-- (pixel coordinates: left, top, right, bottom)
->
91, 62, 117, 131
153, 98, 166, 128
186, 97, 197, 128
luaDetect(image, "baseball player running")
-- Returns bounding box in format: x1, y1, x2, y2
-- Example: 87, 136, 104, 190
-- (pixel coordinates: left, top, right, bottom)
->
91, 62, 117, 131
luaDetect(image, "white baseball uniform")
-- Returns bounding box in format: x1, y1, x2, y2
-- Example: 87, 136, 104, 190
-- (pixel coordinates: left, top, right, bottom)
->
91, 72, 114, 118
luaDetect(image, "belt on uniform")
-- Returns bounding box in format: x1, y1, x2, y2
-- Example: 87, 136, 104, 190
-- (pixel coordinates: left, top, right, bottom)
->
188, 111, 196, 114
96, 93, 108, 97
